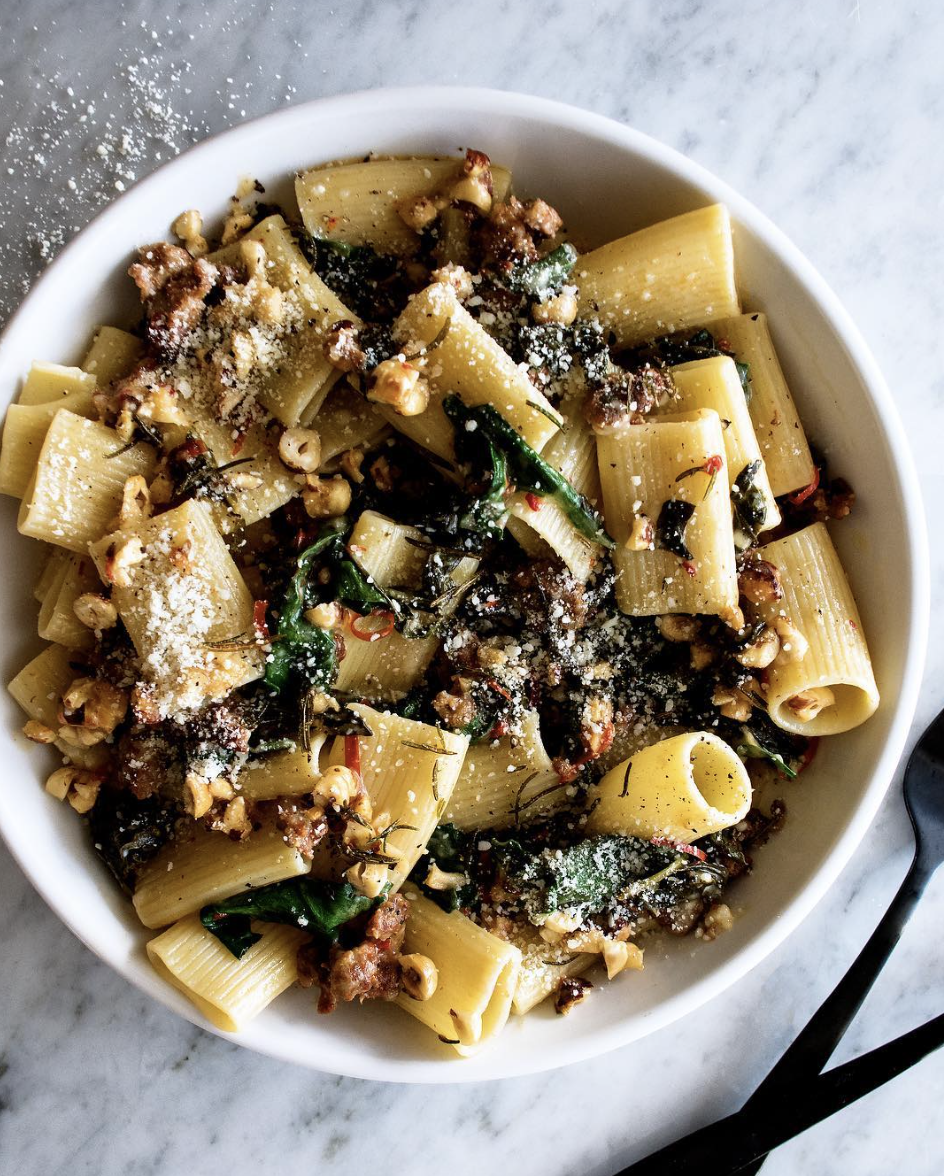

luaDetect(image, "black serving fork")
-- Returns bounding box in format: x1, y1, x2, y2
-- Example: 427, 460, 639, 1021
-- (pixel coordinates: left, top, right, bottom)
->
616, 706, 944, 1176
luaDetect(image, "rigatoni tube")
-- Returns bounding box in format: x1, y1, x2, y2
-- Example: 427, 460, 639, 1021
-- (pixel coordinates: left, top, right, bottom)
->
584, 731, 753, 842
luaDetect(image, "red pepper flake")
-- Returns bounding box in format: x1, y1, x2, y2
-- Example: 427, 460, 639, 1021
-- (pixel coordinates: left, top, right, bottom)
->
650, 836, 707, 861
849, 619, 858, 631
344, 734, 361, 780
525, 492, 543, 512
487, 679, 513, 701
349, 609, 396, 642
787, 467, 820, 506
489, 719, 508, 739
703, 454, 724, 476
796, 738, 820, 774
681, 559, 698, 578
252, 599, 270, 643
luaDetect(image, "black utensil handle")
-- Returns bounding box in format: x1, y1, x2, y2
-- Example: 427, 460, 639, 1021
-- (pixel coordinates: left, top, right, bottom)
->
616, 854, 930, 1176
618, 1010, 944, 1176
728, 853, 929, 1175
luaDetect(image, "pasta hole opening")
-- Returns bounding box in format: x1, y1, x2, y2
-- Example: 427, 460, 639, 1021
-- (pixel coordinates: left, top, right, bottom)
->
688, 737, 742, 815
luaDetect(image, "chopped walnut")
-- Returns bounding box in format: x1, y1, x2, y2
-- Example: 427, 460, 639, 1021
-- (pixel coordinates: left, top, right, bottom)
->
399, 953, 438, 1001
736, 626, 780, 669
786, 686, 835, 723
171, 208, 208, 257
555, 976, 593, 1015
323, 319, 365, 372
114, 475, 152, 529
45, 767, 102, 814
432, 686, 476, 729
128, 243, 219, 356
738, 557, 783, 605
303, 475, 352, 518
23, 719, 56, 743
278, 427, 322, 473
772, 616, 809, 664
103, 536, 145, 588
367, 358, 430, 417
59, 676, 128, 738
701, 902, 735, 941
340, 449, 365, 484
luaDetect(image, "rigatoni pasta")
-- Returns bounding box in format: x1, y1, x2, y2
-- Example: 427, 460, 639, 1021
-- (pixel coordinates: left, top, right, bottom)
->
2, 146, 878, 1055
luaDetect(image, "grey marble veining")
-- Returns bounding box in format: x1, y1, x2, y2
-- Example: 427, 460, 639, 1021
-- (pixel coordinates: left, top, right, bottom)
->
1, 1, 943, 1173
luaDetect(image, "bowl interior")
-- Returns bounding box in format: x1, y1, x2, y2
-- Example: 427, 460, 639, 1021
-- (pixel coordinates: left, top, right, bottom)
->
0, 89, 926, 1081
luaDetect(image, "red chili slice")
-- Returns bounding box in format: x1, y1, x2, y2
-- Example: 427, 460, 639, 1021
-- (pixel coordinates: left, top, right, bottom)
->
487, 679, 513, 701
787, 467, 820, 506
344, 734, 361, 780
650, 836, 707, 861
252, 599, 270, 642
525, 492, 543, 512
349, 609, 396, 642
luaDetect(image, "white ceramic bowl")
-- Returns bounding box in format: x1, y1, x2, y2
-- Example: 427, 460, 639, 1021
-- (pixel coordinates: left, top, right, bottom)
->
0, 88, 928, 1082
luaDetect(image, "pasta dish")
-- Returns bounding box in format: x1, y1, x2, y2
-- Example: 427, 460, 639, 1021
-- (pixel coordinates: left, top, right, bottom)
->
1, 150, 878, 1054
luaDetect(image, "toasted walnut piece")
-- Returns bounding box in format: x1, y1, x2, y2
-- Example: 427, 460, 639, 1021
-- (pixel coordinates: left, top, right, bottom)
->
701, 902, 735, 941
131, 683, 162, 725
625, 514, 655, 552
278, 427, 322, 473
736, 626, 781, 669
580, 695, 614, 759
168, 540, 193, 574
690, 642, 717, 671
57, 726, 106, 748
115, 475, 152, 528
340, 449, 366, 484
185, 771, 214, 819
540, 911, 583, 945
555, 976, 593, 1016
104, 536, 145, 588
398, 193, 443, 232
171, 208, 208, 257
786, 686, 835, 723
602, 939, 644, 979
303, 475, 352, 519
656, 614, 700, 643
367, 358, 430, 417
221, 795, 253, 838
424, 863, 467, 891
61, 677, 128, 734
712, 684, 754, 723
532, 287, 578, 326
399, 953, 439, 1001
522, 198, 564, 238
137, 384, 189, 427
46, 767, 102, 813
345, 860, 390, 899
430, 263, 473, 299
772, 616, 809, 664
221, 202, 254, 245
323, 319, 365, 372
313, 764, 361, 809
446, 150, 494, 214
208, 777, 235, 801
738, 558, 783, 605
304, 601, 342, 630
23, 719, 56, 743
719, 604, 746, 632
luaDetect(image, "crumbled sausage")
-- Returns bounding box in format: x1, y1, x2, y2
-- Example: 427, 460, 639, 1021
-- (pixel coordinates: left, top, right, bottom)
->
521, 198, 563, 238
277, 804, 328, 858
432, 685, 476, 729
129, 244, 219, 357
317, 940, 402, 1013
364, 893, 410, 952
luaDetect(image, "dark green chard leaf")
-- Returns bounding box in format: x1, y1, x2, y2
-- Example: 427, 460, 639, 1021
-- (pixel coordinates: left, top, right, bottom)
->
263, 522, 346, 692
627, 328, 753, 403
457, 431, 510, 541
200, 877, 379, 959
413, 823, 478, 912
737, 727, 798, 779
731, 459, 767, 543
334, 554, 395, 614
443, 396, 614, 548
519, 834, 679, 919
507, 242, 579, 296
656, 499, 696, 560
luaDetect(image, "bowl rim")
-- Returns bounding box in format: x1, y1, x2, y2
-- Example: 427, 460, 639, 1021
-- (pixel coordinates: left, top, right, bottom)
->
0, 85, 930, 1083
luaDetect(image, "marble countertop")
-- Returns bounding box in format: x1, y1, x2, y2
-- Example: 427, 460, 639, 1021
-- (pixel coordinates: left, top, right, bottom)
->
1, 1, 942, 1173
